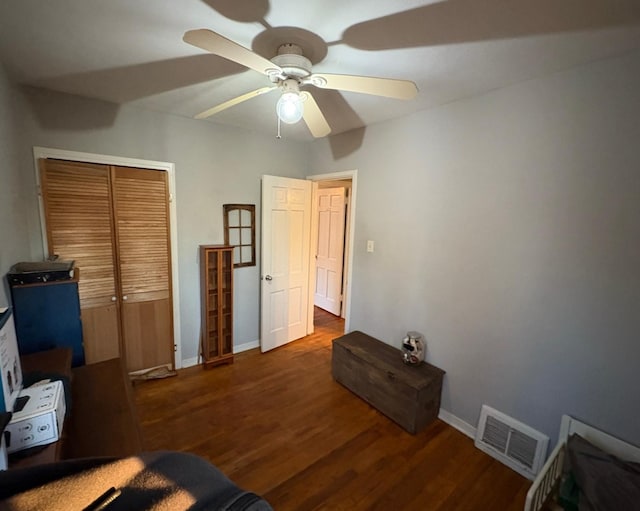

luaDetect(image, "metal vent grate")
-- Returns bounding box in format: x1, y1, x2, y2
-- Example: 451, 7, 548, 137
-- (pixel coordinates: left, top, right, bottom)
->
475, 405, 549, 480
482, 415, 510, 452
507, 429, 538, 469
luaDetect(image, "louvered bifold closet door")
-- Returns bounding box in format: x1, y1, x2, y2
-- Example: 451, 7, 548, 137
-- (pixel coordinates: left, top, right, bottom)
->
40, 159, 121, 364
112, 166, 174, 372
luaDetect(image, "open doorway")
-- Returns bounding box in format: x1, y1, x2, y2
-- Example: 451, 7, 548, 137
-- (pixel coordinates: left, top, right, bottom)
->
307, 170, 357, 337
259, 171, 356, 353
313, 305, 345, 342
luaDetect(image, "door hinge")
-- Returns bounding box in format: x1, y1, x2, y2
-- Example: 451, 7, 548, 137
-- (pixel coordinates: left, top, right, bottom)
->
174, 344, 177, 352
169, 193, 174, 203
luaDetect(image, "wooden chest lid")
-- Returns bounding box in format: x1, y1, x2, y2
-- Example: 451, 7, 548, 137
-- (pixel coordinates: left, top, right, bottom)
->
333, 331, 445, 391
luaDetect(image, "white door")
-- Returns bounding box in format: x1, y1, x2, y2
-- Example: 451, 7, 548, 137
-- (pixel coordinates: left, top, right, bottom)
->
261, 175, 312, 352
314, 187, 346, 315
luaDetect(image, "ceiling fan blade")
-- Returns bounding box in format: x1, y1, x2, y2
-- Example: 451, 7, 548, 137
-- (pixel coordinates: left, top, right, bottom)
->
342, 2, 640, 51
183, 29, 282, 77
195, 86, 277, 119
301, 91, 331, 138
309, 73, 417, 100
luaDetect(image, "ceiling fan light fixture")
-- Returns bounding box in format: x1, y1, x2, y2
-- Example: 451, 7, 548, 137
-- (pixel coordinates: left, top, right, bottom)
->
276, 91, 304, 124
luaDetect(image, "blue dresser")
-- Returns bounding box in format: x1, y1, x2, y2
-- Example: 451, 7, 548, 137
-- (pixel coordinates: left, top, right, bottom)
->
9, 274, 85, 367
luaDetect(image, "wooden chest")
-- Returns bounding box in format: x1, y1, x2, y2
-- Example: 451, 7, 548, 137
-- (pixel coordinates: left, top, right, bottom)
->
332, 331, 445, 434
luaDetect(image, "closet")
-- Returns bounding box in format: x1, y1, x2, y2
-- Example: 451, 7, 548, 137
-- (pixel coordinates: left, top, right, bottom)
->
39, 159, 174, 372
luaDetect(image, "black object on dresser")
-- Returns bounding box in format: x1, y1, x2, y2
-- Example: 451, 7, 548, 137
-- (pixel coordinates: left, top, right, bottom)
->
332, 331, 445, 434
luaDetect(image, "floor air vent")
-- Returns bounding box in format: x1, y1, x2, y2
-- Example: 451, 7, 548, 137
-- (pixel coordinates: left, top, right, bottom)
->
474, 405, 549, 480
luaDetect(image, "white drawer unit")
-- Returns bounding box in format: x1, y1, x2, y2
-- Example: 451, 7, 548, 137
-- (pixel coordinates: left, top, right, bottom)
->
6, 381, 65, 453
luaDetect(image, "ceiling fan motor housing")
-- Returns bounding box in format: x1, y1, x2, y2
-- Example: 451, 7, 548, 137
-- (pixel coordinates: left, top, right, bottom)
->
270, 43, 312, 81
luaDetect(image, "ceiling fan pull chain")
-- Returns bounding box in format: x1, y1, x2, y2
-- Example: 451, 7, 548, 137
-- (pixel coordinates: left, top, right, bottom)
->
276, 115, 282, 139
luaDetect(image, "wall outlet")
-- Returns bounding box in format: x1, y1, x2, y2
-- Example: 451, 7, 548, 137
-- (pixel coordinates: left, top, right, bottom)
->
367, 240, 375, 252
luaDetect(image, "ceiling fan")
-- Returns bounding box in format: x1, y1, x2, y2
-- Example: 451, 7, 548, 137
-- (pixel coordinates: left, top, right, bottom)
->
183, 29, 418, 138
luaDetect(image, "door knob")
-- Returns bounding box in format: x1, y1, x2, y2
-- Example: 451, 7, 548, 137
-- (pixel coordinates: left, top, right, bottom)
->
265, 275, 273, 281
123, 295, 128, 301
111, 296, 117, 302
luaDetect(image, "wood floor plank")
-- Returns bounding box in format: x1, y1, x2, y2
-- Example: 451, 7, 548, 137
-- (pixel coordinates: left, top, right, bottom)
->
133, 307, 530, 510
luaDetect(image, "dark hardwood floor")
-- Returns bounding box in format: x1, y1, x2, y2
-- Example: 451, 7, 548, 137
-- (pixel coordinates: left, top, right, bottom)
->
133, 308, 530, 510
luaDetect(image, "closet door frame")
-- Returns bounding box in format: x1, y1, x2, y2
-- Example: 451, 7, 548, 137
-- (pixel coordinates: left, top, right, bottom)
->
33, 146, 183, 369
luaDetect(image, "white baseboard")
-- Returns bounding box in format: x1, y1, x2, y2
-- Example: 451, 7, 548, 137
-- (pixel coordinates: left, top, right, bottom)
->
180, 340, 259, 368
234, 340, 260, 354
181, 357, 199, 368
439, 409, 477, 439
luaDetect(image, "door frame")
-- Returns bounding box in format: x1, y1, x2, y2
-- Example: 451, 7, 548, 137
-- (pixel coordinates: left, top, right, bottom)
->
307, 169, 357, 334
32, 146, 183, 368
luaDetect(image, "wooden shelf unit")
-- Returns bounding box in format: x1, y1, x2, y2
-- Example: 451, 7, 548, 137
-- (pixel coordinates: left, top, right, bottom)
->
200, 245, 234, 367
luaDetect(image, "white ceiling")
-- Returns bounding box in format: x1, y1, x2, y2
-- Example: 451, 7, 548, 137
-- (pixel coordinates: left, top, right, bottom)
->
1, 0, 640, 141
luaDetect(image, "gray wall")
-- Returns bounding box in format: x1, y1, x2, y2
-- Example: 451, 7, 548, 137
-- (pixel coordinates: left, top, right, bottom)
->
4, 48, 640, 448
0, 65, 32, 307
13, 86, 309, 362
309, 49, 640, 445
